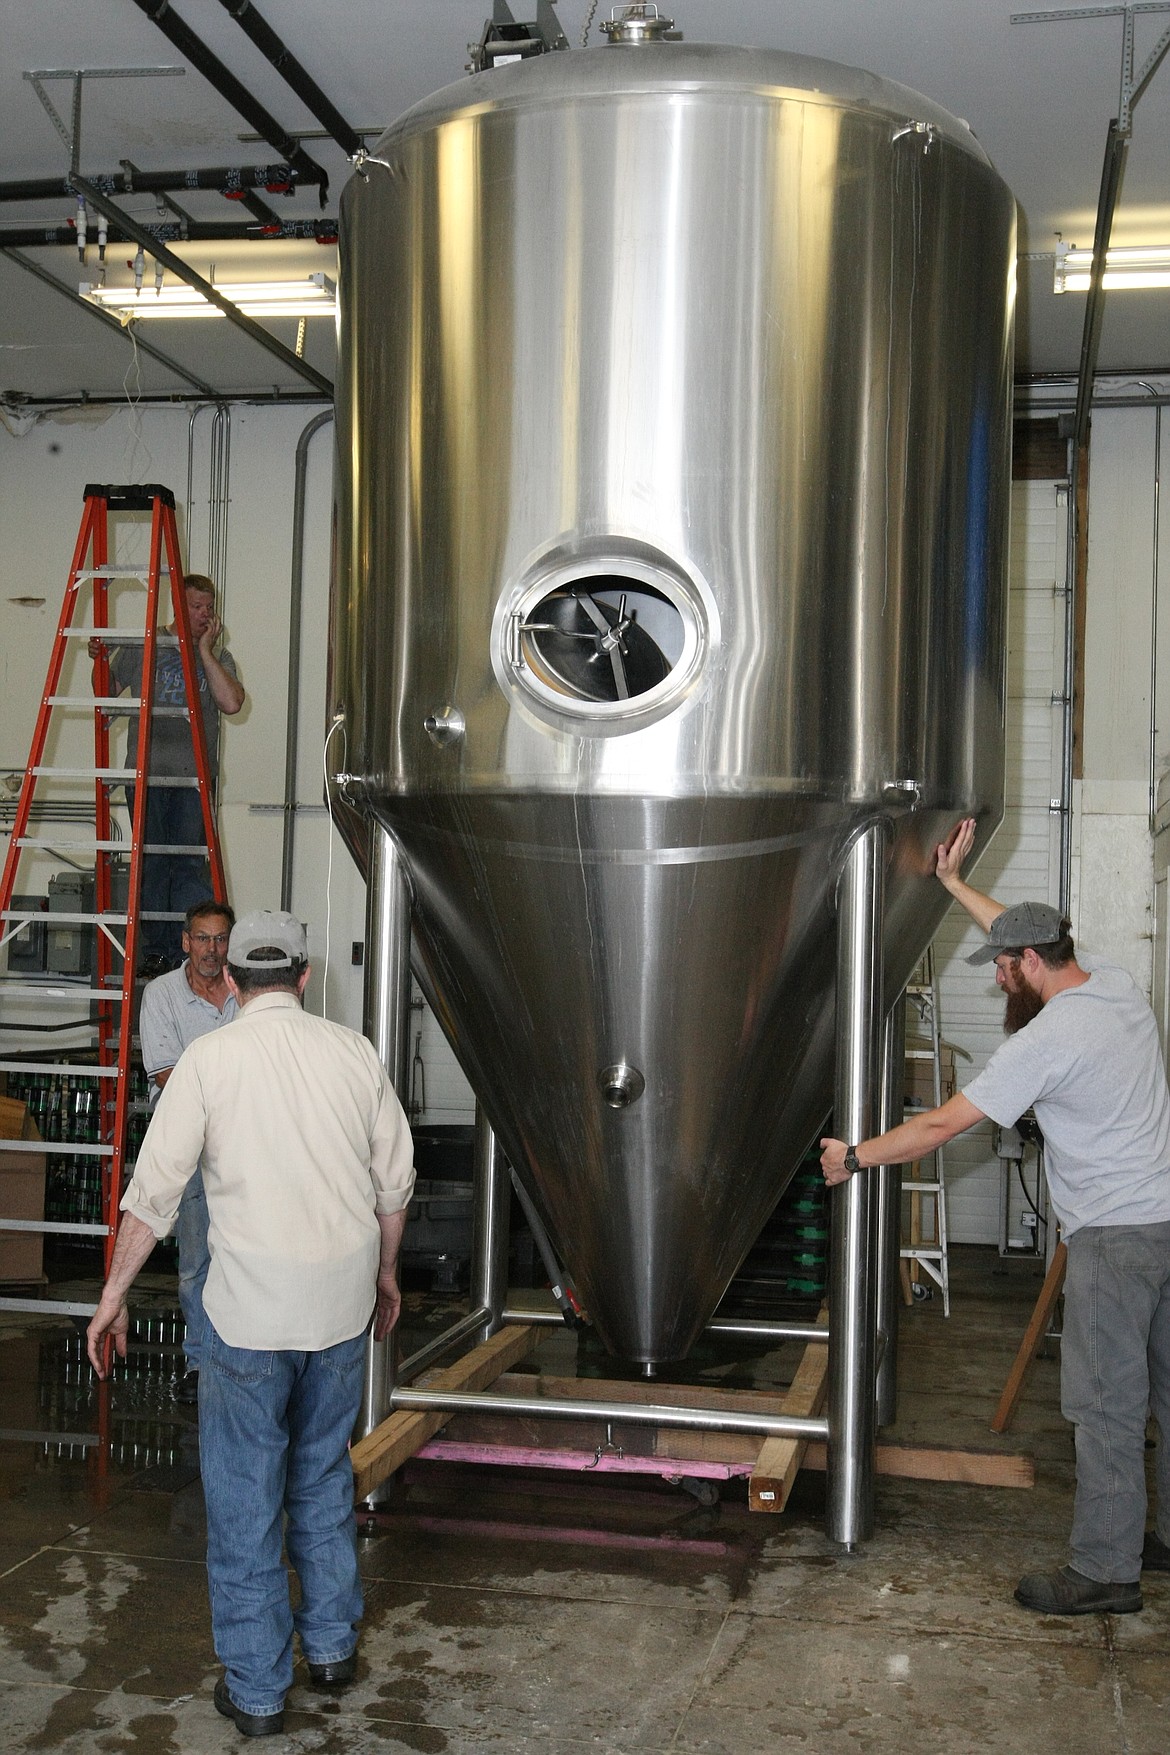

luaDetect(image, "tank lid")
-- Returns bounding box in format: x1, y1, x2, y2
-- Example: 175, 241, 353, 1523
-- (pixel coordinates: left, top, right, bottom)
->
601, 4, 682, 45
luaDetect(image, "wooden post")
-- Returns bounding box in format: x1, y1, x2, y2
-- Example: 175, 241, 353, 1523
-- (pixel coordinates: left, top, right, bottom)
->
990, 1240, 1066, 1434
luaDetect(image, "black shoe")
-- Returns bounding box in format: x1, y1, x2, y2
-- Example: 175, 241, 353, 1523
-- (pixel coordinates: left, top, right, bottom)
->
1143, 1530, 1170, 1572
175, 1370, 199, 1405
1015, 1565, 1142, 1615
213, 1677, 284, 1737
306, 1652, 357, 1687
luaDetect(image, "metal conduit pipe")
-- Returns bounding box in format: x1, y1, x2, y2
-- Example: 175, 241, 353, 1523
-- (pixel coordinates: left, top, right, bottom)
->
129, 0, 330, 202
0, 165, 304, 202
281, 408, 333, 911
69, 176, 333, 396
0, 248, 217, 396
215, 0, 364, 158
390, 1386, 830, 1442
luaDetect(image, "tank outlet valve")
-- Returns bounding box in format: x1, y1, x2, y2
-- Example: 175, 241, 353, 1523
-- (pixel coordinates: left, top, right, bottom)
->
598, 1062, 645, 1108
423, 707, 466, 747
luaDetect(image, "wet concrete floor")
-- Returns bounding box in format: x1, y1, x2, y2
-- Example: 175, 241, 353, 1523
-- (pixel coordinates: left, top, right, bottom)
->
0, 1246, 1166, 1754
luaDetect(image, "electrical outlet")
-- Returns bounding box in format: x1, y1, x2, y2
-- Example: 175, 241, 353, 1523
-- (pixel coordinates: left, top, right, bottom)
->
1021, 1211, 1037, 1233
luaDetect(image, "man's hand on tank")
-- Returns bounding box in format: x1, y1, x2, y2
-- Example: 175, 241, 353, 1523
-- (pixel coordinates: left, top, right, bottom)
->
820, 1137, 852, 1185
936, 816, 976, 888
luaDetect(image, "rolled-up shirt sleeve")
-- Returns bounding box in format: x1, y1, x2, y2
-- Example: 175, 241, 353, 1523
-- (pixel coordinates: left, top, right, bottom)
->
120, 1053, 208, 1237
369, 1067, 415, 1216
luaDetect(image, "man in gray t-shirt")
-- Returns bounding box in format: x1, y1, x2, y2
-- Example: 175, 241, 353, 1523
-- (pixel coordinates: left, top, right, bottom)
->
93, 575, 245, 966
820, 818, 1170, 1617
140, 899, 238, 1398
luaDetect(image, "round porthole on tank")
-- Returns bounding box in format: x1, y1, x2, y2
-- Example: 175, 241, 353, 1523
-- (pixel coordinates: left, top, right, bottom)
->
496, 547, 711, 733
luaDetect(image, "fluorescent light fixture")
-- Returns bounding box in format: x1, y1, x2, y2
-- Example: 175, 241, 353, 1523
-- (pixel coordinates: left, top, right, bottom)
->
79, 273, 336, 319
1054, 245, 1170, 293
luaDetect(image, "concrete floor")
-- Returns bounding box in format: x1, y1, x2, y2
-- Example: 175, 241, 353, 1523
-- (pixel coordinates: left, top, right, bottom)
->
0, 1246, 1166, 1754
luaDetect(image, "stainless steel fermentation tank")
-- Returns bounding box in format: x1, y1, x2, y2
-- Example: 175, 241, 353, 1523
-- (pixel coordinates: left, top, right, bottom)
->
330, 44, 1014, 1377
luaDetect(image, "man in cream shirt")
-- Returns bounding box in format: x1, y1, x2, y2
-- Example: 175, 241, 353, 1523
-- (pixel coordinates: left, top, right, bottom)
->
87, 909, 414, 1738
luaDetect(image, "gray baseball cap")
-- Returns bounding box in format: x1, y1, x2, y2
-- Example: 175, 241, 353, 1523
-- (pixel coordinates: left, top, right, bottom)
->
966, 901, 1067, 966
228, 909, 308, 968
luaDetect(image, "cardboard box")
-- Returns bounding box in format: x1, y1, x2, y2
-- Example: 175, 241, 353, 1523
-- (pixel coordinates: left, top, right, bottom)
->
905, 1040, 956, 1109
0, 1094, 46, 1283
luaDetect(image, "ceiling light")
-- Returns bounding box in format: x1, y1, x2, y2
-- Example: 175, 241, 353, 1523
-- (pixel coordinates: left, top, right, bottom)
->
1053, 245, 1170, 293
78, 273, 336, 320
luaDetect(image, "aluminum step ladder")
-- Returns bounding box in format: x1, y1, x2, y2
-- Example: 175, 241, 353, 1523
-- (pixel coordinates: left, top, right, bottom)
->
0, 483, 226, 1317
901, 944, 951, 1315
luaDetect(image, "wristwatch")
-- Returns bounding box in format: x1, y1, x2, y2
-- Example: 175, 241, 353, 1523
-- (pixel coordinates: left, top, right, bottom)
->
843, 1145, 861, 1174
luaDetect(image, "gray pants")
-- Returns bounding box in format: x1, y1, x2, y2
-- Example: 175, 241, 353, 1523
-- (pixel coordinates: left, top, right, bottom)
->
1062, 1220, 1170, 1581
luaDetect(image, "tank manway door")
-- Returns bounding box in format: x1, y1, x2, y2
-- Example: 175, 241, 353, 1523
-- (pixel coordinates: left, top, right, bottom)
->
498, 555, 712, 732
520, 585, 671, 702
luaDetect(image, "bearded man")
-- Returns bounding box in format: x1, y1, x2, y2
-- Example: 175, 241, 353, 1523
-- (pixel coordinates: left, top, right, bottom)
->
821, 818, 1170, 1616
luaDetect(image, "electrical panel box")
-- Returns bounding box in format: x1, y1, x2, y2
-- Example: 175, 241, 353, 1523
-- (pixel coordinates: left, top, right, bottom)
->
46, 871, 94, 975
6, 895, 47, 973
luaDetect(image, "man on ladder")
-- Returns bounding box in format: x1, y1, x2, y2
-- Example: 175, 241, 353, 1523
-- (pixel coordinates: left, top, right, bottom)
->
90, 572, 244, 973
821, 817, 1170, 1617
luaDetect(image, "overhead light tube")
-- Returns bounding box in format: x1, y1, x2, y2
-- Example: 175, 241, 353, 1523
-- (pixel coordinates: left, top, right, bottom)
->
79, 272, 336, 319
1054, 244, 1170, 293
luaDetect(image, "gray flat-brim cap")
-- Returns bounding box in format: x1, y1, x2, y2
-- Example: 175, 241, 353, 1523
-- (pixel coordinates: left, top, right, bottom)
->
966, 901, 1065, 966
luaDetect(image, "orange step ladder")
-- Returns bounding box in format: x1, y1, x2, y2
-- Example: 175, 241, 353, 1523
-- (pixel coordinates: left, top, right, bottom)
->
0, 484, 226, 1316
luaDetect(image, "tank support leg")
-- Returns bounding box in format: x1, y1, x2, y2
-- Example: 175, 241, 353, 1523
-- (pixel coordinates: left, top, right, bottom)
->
471, 1107, 511, 1344
355, 821, 413, 1501
827, 824, 885, 1547
874, 992, 906, 1429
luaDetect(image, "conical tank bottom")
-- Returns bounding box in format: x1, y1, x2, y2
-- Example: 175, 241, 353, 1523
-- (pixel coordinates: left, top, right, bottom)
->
385, 792, 948, 1362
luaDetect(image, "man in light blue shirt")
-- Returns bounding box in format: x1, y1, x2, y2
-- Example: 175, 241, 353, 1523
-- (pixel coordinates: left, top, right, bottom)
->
140, 898, 237, 1399
821, 818, 1170, 1616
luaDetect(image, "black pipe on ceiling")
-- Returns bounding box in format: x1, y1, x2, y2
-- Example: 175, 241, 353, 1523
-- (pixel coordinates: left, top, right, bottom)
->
129, 0, 331, 205
0, 165, 303, 204
215, 0, 364, 159
0, 220, 337, 248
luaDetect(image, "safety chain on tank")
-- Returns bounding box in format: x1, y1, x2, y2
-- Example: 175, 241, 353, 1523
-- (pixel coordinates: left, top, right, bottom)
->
581, 1, 600, 47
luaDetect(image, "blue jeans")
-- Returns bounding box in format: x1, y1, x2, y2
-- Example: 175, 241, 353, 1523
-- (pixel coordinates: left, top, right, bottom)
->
174, 1169, 210, 1373
127, 784, 212, 961
199, 1325, 366, 1716
1062, 1220, 1170, 1581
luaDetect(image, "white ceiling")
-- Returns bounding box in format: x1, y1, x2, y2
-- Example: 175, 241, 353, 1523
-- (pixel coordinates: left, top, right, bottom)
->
3, 0, 1170, 402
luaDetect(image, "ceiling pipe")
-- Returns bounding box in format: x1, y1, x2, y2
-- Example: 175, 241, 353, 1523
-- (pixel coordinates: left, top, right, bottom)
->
1, 247, 218, 396
1072, 122, 1129, 453
128, 0, 330, 204
0, 219, 337, 248
215, 0, 365, 159
0, 165, 304, 204
70, 174, 333, 396
11, 391, 330, 407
